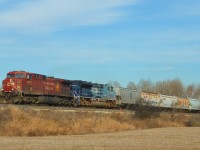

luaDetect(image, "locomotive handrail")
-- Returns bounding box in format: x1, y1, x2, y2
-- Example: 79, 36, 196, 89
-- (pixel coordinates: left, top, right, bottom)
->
11, 84, 23, 97
71, 90, 80, 105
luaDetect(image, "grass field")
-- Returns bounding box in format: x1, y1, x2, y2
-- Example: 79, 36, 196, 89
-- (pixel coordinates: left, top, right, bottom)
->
0, 127, 200, 150
0, 105, 200, 136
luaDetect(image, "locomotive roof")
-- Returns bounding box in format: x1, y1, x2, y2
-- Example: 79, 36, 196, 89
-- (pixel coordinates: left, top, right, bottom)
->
92, 84, 104, 88
7, 70, 26, 74
141, 91, 160, 94
72, 80, 93, 86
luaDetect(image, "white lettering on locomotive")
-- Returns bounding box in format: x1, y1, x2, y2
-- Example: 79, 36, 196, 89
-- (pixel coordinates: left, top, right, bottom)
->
46, 82, 54, 86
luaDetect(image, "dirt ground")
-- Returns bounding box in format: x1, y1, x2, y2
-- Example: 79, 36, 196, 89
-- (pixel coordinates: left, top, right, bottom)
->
0, 127, 200, 150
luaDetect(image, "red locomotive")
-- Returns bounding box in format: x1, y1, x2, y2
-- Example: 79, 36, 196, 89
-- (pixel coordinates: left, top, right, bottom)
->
2, 71, 75, 105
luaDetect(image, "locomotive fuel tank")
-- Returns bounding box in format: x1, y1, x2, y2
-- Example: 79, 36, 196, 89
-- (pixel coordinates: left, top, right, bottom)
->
37, 96, 61, 105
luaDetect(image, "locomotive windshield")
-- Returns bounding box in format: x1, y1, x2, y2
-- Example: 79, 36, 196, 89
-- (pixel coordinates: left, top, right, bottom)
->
7, 74, 15, 78
6, 74, 25, 79
15, 74, 25, 78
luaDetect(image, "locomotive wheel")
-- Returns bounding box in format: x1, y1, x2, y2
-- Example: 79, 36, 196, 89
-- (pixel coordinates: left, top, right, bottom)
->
32, 97, 38, 104
26, 97, 32, 104
4, 93, 11, 100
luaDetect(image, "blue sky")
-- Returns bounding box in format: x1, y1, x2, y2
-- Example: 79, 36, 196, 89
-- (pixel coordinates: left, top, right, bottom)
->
0, 0, 200, 87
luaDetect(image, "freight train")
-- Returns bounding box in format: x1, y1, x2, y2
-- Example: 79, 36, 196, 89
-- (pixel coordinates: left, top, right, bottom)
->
1, 71, 200, 111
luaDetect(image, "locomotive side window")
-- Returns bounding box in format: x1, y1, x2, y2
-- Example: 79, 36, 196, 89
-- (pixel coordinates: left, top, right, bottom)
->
36, 74, 39, 78
111, 86, 113, 92
42, 75, 46, 80
27, 74, 32, 80
108, 86, 114, 92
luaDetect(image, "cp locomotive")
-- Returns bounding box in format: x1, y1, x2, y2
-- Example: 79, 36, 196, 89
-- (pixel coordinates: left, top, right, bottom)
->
1, 71, 121, 108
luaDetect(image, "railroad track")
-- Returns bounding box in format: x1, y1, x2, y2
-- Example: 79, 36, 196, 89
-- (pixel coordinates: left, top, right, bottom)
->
0, 99, 199, 116
0, 103, 132, 114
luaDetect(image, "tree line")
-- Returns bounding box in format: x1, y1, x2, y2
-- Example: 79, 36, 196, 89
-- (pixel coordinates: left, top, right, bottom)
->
109, 78, 200, 99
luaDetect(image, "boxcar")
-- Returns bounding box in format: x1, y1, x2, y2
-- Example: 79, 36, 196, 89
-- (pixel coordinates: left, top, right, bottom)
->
160, 94, 178, 108
114, 87, 140, 108
140, 91, 161, 107
189, 98, 200, 111
177, 98, 190, 109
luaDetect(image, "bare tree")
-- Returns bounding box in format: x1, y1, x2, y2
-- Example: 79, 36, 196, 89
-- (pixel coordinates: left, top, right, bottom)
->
155, 81, 169, 94
194, 84, 200, 99
168, 78, 184, 97
137, 79, 154, 92
185, 84, 195, 98
108, 81, 121, 87
127, 82, 137, 90
0, 87, 2, 96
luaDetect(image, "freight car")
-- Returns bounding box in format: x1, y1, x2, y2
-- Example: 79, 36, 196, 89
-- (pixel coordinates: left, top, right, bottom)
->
114, 87, 140, 109
1, 71, 120, 108
188, 98, 200, 111
115, 87, 200, 112
114, 88, 164, 109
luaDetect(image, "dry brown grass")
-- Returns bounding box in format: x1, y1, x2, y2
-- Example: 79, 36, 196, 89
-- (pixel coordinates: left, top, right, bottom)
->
0, 106, 199, 136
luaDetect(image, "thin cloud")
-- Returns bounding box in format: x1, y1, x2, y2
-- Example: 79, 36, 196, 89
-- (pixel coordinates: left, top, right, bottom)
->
0, 0, 6, 3
0, 0, 138, 32
170, 1, 200, 17
152, 66, 173, 71
2, 47, 199, 64
133, 0, 200, 22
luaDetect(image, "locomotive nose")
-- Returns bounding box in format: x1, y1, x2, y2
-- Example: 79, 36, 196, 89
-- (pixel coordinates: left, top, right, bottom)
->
2, 78, 15, 92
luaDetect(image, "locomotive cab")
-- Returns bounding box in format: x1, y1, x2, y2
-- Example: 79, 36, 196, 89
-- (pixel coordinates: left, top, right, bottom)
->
71, 81, 93, 98
2, 71, 26, 92
103, 84, 116, 100
2, 71, 26, 99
